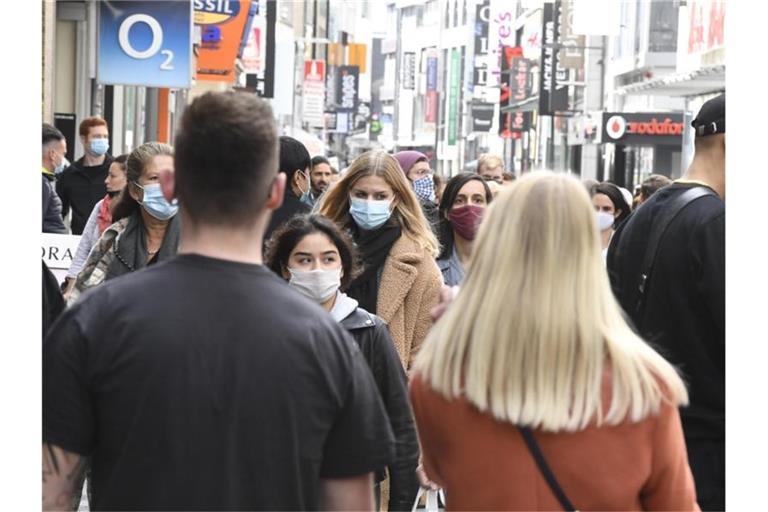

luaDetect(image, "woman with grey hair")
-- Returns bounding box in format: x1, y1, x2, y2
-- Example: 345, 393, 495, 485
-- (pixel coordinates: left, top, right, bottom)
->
69, 142, 180, 304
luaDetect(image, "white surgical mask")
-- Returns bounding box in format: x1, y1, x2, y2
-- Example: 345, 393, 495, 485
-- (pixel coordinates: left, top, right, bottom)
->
288, 268, 341, 303
596, 211, 615, 231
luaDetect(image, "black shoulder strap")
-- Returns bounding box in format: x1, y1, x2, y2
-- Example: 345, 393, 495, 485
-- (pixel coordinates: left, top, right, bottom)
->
518, 426, 576, 511
634, 186, 716, 320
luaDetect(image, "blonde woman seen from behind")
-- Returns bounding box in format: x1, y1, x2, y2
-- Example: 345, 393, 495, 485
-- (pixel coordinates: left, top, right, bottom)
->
317, 150, 443, 371
410, 172, 697, 511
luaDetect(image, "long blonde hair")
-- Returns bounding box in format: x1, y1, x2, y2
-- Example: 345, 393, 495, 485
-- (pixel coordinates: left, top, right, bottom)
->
317, 150, 440, 257
413, 171, 687, 432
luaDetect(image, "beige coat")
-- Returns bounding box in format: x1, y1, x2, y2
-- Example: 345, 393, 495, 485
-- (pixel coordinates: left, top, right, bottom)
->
376, 234, 443, 370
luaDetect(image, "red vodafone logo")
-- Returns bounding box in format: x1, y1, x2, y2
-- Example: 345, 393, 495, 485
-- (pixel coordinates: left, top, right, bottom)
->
606, 115, 627, 140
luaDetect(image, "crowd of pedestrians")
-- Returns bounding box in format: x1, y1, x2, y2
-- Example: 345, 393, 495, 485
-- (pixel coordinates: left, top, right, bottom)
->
42, 91, 725, 511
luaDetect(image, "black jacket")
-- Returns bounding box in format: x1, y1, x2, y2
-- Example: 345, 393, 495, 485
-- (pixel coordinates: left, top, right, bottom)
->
55, 155, 113, 235
340, 308, 420, 511
42, 260, 65, 337
420, 198, 440, 236
265, 188, 311, 243
42, 174, 67, 234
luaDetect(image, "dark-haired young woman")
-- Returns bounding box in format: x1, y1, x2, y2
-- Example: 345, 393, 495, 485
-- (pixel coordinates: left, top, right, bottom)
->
266, 214, 419, 511
591, 182, 631, 263
436, 173, 493, 286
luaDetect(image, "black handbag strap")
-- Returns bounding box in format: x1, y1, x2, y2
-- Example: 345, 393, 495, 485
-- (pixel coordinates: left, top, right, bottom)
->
518, 426, 576, 512
634, 186, 716, 321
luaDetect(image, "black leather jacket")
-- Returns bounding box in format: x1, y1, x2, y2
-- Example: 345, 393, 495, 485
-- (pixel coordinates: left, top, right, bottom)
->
340, 307, 420, 511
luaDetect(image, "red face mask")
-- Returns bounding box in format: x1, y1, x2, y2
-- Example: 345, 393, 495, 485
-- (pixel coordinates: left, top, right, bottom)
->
448, 204, 485, 241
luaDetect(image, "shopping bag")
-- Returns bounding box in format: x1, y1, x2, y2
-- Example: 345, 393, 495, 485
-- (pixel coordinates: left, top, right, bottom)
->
411, 487, 446, 512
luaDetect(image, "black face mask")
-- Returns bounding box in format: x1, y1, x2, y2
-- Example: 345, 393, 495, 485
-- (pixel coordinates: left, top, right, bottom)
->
107, 190, 121, 198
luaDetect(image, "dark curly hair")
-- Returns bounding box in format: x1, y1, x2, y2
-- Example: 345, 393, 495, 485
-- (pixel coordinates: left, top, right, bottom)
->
265, 214, 361, 290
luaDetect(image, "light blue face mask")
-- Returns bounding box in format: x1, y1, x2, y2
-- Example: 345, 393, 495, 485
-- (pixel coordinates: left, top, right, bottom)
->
90, 138, 109, 156
349, 197, 393, 230
134, 182, 178, 220
54, 155, 69, 175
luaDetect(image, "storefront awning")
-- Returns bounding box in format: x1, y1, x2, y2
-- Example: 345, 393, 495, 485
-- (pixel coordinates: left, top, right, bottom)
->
615, 65, 725, 98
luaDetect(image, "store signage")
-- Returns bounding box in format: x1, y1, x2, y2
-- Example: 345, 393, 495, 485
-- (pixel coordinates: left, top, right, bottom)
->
97, 1, 192, 88
471, 102, 495, 133
447, 49, 461, 146
303, 60, 326, 128
602, 112, 685, 145
539, 2, 568, 115
42, 233, 81, 283
489, 0, 515, 87
510, 111, 531, 132
473, 0, 490, 88
425, 53, 438, 123
242, 14, 265, 74
558, 0, 585, 69
195, 0, 253, 82
337, 65, 359, 112
510, 57, 532, 102
403, 52, 416, 90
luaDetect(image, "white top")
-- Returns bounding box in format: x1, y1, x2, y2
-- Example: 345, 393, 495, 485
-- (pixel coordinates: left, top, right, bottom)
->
66, 199, 104, 279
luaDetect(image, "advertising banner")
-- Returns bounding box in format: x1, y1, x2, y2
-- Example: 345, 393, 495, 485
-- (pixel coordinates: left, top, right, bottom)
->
559, 0, 585, 69
510, 111, 532, 133
447, 49, 461, 146
195, 0, 252, 82
539, 2, 568, 115
98, 1, 192, 88
510, 56, 532, 103
337, 65, 360, 112
242, 14, 265, 74
303, 60, 326, 128
488, 0, 515, 87
602, 112, 684, 145
425, 53, 438, 123
473, 0, 490, 88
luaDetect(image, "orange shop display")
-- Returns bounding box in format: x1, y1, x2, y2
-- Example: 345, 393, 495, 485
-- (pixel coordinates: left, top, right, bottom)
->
194, 0, 252, 82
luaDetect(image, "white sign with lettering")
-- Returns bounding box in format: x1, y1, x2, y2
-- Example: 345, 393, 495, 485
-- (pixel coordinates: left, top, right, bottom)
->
42, 233, 81, 283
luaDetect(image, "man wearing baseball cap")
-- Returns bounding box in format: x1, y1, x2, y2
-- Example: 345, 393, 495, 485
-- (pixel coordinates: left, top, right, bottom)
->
606, 93, 725, 510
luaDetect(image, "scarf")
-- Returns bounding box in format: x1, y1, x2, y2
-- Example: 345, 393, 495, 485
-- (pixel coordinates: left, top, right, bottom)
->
346, 222, 401, 314
97, 194, 113, 234
107, 211, 181, 280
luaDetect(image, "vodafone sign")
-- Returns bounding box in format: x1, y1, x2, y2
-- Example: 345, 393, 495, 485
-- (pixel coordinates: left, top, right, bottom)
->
602, 112, 684, 145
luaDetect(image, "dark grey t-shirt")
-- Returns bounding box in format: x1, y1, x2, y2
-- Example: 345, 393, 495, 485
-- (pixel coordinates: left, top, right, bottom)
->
43, 253, 394, 511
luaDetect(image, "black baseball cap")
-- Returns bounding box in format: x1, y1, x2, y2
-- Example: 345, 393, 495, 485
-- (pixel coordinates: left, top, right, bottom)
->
691, 94, 725, 137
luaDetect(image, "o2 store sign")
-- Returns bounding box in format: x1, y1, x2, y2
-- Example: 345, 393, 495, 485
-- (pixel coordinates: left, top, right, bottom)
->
602, 112, 684, 145
98, 1, 192, 89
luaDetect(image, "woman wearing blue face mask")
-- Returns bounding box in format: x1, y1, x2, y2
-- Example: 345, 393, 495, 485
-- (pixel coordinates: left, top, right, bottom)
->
317, 150, 443, 372
266, 214, 420, 511
69, 142, 180, 304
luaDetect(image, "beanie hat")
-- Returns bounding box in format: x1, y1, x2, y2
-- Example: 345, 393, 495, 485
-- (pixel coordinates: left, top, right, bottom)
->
393, 151, 428, 176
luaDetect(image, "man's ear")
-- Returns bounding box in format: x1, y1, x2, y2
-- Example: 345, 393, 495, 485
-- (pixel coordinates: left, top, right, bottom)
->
267, 173, 287, 211
159, 167, 175, 202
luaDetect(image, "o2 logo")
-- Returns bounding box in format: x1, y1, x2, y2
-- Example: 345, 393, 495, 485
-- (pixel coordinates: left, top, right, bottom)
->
118, 13, 174, 70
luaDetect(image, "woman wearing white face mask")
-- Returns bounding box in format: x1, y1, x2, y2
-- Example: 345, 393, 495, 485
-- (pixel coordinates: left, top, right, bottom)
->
69, 142, 180, 305
317, 151, 443, 371
591, 182, 631, 264
266, 214, 420, 511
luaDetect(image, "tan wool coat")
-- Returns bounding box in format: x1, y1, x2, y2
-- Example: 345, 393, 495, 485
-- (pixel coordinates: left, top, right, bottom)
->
376, 234, 444, 370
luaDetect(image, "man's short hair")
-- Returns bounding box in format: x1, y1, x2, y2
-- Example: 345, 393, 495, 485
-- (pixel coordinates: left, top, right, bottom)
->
640, 174, 672, 200
174, 91, 278, 227
279, 136, 311, 183
477, 153, 503, 172
311, 155, 330, 168
43, 123, 65, 147
79, 117, 108, 137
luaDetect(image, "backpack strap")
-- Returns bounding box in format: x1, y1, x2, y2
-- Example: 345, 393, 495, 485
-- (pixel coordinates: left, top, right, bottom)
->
634, 186, 716, 321
518, 426, 576, 511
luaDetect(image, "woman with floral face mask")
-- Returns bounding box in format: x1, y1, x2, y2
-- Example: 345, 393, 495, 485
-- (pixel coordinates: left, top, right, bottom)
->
68, 142, 180, 304
317, 150, 443, 371
436, 173, 493, 287
266, 214, 420, 511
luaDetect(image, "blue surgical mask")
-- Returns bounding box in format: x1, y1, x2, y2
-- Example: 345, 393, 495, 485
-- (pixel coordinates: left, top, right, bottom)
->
90, 138, 109, 156
134, 182, 178, 220
349, 197, 393, 230
54, 155, 69, 175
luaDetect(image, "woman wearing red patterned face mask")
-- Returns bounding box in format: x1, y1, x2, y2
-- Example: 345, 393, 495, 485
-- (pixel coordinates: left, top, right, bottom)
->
436, 173, 493, 287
